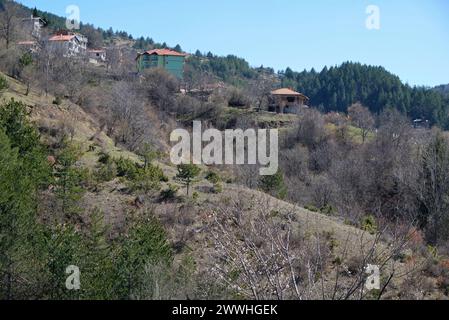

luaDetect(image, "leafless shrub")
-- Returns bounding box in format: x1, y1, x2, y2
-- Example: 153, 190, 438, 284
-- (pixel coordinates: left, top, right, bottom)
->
284, 109, 328, 149
208, 197, 329, 299
348, 102, 375, 144
207, 195, 423, 300
227, 88, 251, 108
140, 68, 179, 112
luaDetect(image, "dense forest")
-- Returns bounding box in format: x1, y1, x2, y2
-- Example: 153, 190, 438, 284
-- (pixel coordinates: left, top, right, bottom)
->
434, 84, 449, 97
280, 62, 449, 127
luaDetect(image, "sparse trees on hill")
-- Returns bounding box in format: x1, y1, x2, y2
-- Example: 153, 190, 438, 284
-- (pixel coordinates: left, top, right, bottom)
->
285, 109, 328, 150
208, 196, 418, 300
105, 46, 121, 71
81, 24, 104, 49
0, 100, 179, 299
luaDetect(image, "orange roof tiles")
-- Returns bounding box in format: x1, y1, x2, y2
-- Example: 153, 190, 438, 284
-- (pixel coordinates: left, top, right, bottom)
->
48, 34, 76, 42
271, 88, 309, 99
143, 48, 187, 57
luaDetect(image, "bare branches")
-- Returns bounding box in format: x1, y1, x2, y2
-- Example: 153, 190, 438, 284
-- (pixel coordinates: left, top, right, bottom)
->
207, 194, 425, 300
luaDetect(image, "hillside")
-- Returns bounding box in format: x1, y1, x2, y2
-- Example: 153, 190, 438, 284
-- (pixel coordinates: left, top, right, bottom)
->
1, 70, 446, 300
281, 62, 449, 127
0, 71, 372, 259
13, 1, 449, 128
2, 0, 449, 301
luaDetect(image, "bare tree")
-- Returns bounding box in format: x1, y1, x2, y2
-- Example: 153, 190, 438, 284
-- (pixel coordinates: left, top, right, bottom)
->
105, 46, 121, 72
348, 102, 375, 143
140, 68, 179, 113
285, 109, 328, 149
35, 42, 56, 96
0, 1, 21, 49
207, 195, 423, 300
415, 129, 449, 244
247, 77, 276, 112
107, 81, 151, 150
208, 197, 325, 299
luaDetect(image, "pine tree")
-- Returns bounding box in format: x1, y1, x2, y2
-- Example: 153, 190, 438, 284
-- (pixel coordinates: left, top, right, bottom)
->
259, 169, 287, 199
114, 213, 173, 299
80, 209, 116, 299
0, 100, 51, 299
176, 164, 201, 196
53, 142, 85, 222
173, 44, 182, 52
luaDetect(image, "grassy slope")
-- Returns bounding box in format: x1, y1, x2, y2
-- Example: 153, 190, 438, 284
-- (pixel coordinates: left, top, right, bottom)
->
1, 73, 438, 299
0, 71, 374, 248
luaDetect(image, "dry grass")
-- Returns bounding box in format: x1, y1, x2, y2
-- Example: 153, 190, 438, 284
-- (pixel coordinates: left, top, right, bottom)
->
2, 72, 440, 299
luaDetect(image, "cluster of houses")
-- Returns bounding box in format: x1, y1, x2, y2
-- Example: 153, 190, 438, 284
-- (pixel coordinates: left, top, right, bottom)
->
16, 16, 431, 123
16, 15, 310, 115
17, 15, 106, 65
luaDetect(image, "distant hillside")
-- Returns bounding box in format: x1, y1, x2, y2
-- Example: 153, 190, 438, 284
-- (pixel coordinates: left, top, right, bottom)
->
11, 1, 449, 128
280, 62, 449, 127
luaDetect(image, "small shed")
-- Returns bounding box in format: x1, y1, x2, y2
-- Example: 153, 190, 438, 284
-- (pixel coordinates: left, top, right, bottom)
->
269, 88, 309, 114
136, 49, 187, 79
88, 49, 107, 64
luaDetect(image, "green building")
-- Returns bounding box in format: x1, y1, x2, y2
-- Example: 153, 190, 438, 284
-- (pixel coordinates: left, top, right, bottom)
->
136, 49, 187, 79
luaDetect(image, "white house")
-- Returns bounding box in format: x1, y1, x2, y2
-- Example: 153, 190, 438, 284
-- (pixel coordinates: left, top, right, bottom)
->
47, 32, 88, 57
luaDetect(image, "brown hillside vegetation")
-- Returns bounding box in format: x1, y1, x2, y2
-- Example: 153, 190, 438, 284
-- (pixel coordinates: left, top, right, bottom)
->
1, 0, 449, 299
1, 72, 445, 300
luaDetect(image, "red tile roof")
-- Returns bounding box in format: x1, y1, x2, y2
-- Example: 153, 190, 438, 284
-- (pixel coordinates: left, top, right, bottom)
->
271, 88, 309, 99
48, 34, 76, 42
143, 48, 187, 57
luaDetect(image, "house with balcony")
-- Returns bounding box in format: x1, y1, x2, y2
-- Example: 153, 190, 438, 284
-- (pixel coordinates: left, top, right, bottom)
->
47, 32, 88, 57
268, 88, 309, 114
136, 49, 187, 79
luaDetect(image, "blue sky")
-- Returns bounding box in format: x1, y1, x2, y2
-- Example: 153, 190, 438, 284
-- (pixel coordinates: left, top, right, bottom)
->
18, 0, 449, 87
